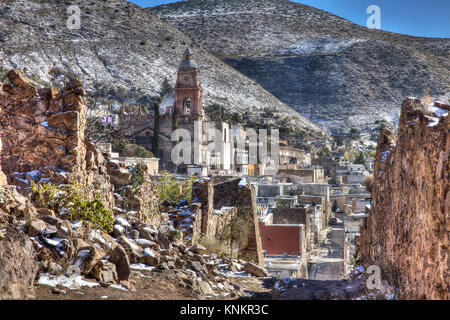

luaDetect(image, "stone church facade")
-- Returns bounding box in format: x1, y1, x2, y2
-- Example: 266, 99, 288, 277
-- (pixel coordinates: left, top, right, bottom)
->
129, 48, 245, 175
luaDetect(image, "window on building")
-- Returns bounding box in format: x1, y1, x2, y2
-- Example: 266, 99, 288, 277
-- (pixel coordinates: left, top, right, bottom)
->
184, 98, 191, 115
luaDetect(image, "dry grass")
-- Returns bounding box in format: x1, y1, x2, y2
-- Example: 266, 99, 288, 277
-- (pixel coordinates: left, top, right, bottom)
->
421, 89, 432, 111
363, 175, 375, 194
197, 236, 232, 257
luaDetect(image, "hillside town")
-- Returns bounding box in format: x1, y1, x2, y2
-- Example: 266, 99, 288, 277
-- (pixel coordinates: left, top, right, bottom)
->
91, 50, 376, 285
0, 0, 448, 305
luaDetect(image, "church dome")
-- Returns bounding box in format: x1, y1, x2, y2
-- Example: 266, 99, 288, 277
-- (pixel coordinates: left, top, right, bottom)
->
179, 48, 198, 71
179, 59, 198, 71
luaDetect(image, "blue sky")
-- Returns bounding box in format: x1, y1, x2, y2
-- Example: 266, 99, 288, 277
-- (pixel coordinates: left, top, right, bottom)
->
130, 0, 450, 38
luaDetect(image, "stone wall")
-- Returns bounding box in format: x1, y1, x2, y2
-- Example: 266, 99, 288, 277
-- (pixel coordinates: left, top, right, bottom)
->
359, 98, 449, 300
0, 138, 6, 186
190, 178, 263, 266
0, 70, 115, 210
213, 179, 263, 266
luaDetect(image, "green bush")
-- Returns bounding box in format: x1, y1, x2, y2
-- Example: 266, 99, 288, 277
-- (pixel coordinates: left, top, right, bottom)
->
155, 171, 195, 204
31, 182, 113, 233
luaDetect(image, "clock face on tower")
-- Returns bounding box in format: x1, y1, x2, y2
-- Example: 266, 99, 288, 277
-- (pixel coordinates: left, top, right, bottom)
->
184, 75, 189, 81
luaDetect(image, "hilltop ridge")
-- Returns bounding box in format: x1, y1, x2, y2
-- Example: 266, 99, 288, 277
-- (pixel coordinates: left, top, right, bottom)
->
150, 0, 450, 134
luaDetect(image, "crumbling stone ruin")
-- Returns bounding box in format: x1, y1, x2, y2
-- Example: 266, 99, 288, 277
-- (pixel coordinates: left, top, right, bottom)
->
359, 98, 449, 300
170, 178, 264, 266
0, 70, 115, 209
0, 71, 268, 300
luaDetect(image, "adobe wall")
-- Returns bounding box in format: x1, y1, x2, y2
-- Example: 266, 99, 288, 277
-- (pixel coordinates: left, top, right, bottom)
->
213, 179, 263, 266
359, 98, 449, 300
190, 178, 263, 266
0, 70, 115, 209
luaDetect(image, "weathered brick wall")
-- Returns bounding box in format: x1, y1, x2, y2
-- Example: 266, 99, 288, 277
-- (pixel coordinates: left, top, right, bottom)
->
0, 70, 115, 210
359, 98, 449, 300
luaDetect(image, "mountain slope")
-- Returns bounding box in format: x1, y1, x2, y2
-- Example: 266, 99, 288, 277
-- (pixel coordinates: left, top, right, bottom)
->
150, 0, 450, 134
0, 0, 323, 136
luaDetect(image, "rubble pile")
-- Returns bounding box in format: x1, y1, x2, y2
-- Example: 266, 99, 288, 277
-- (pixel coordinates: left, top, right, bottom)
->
0, 70, 270, 300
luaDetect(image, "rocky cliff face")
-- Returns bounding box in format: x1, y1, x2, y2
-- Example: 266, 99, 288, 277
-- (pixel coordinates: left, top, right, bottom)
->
150, 0, 450, 134
0, 70, 115, 209
359, 98, 449, 299
0, 0, 323, 136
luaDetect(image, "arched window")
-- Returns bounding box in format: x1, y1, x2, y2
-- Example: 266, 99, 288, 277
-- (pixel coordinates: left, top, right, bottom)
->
183, 98, 191, 115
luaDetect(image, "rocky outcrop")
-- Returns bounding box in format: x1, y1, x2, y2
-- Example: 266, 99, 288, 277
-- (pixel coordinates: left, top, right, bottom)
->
0, 70, 115, 210
359, 98, 449, 300
0, 225, 39, 299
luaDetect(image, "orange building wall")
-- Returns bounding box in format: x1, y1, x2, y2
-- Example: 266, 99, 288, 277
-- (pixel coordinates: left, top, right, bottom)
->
259, 222, 301, 256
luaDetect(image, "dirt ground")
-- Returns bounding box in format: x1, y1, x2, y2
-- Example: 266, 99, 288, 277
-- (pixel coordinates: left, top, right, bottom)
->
34, 268, 273, 300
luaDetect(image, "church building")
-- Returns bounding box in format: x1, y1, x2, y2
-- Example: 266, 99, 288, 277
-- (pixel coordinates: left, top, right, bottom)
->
158, 49, 236, 175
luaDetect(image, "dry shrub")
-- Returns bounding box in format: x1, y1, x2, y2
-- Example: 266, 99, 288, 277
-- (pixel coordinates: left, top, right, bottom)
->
197, 236, 231, 257
363, 175, 374, 194
421, 89, 432, 111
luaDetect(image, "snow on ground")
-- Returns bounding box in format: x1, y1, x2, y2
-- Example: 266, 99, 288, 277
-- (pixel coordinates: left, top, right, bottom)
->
279, 37, 365, 55
130, 263, 155, 272
37, 273, 100, 290
425, 116, 440, 127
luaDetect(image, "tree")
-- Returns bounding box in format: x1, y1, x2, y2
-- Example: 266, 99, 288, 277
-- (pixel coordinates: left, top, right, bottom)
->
230, 112, 242, 125
334, 136, 344, 147
172, 107, 179, 130
354, 152, 365, 165
160, 77, 173, 99
122, 144, 153, 158
152, 102, 160, 157
349, 128, 361, 139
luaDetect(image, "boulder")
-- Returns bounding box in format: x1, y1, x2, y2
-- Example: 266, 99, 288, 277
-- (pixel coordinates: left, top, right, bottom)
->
91, 260, 119, 284
28, 219, 46, 237
142, 248, 161, 266
37, 208, 55, 217
198, 281, 214, 295
134, 223, 157, 241
112, 224, 125, 238
135, 238, 160, 250
0, 226, 39, 299
156, 232, 172, 250
189, 261, 204, 273
109, 245, 130, 281
190, 244, 207, 255
119, 236, 143, 262
243, 262, 268, 277
56, 220, 72, 239
74, 246, 105, 275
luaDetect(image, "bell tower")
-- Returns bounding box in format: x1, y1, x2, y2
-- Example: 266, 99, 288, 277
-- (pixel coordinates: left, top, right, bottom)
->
174, 48, 203, 117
